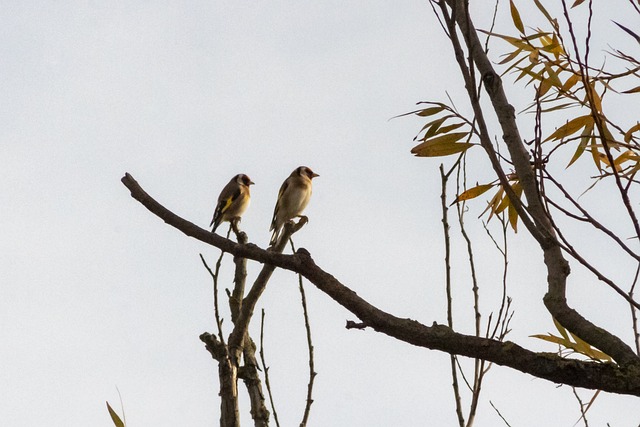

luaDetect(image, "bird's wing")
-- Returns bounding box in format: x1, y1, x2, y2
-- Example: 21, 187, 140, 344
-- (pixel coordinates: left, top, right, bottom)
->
211, 184, 242, 227
270, 179, 290, 231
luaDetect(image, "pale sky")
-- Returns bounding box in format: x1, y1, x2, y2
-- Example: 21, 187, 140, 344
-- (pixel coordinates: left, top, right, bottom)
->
2, 1, 639, 426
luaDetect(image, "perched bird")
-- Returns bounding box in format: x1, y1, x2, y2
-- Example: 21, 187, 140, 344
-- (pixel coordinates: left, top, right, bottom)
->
210, 173, 255, 233
269, 166, 319, 246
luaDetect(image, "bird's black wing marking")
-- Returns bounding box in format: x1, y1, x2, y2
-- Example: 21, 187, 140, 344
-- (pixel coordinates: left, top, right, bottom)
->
270, 180, 289, 231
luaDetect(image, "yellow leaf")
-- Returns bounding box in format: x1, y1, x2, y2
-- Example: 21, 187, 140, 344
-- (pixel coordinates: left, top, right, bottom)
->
624, 122, 640, 143
412, 141, 474, 157
538, 78, 552, 97
452, 183, 495, 204
561, 73, 581, 93
544, 115, 594, 142
552, 318, 570, 341
589, 138, 602, 171
507, 182, 523, 232
436, 122, 466, 136
543, 62, 562, 87
107, 402, 126, 427
499, 48, 524, 65
510, 0, 525, 33
566, 123, 593, 168
416, 106, 445, 117
481, 187, 505, 219
585, 81, 603, 113
533, 0, 554, 24
530, 333, 572, 347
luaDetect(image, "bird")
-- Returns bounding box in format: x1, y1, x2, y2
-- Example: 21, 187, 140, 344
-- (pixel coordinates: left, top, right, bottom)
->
210, 173, 255, 233
269, 166, 319, 246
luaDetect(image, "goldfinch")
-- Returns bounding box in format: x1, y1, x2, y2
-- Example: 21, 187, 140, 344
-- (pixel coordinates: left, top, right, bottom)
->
210, 174, 255, 233
269, 166, 319, 246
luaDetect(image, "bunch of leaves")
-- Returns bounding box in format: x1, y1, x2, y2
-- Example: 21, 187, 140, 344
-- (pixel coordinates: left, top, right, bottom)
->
453, 175, 523, 232
531, 317, 612, 362
400, 102, 479, 157
484, 0, 640, 179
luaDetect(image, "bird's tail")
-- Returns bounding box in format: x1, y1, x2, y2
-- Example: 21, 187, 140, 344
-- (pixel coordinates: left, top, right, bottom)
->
211, 217, 222, 233
269, 227, 280, 247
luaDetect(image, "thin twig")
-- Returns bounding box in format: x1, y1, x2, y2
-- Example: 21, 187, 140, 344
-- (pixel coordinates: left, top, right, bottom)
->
490, 400, 513, 427
200, 253, 226, 345
571, 387, 590, 427
290, 239, 317, 427
259, 309, 280, 427
630, 264, 640, 355
440, 164, 466, 427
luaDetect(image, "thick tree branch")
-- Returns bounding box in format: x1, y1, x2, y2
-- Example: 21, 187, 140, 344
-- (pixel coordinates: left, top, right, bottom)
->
442, 0, 640, 368
122, 172, 640, 396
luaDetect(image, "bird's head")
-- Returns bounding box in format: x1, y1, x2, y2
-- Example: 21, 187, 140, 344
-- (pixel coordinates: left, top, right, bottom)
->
236, 174, 255, 186
296, 166, 319, 180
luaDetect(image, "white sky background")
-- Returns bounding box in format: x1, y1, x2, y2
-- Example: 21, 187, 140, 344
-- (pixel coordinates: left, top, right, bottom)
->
2, 1, 640, 426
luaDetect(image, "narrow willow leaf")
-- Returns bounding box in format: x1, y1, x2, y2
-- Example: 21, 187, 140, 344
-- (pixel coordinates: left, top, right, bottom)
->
624, 122, 640, 142
417, 114, 455, 135
478, 30, 533, 51
416, 106, 445, 117
561, 73, 582, 93
541, 102, 577, 113
507, 182, 523, 232
515, 63, 540, 83
530, 333, 572, 347
452, 183, 495, 204
589, 138, 602, 171
436, 122, 466, 135
499, 48, 524, 65
538, 78, 552, 97
613, 21, 640, 44
569, 332, 596, 358
533, 0, 554, 24
622, 85, 640, 94
480, 187, 505, 219
553, 318, 570, 341
412, 140, 474, 157
566, 123, 594, 168
544, 115, 593, 142
107, 402, 126, 427
586, 81, 603, 113
543, 62, 563, 87
572, 0, 586, 7
510, 0, 525, 33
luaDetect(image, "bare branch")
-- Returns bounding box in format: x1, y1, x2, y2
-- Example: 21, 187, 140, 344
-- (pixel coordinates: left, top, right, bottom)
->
122, 172, 640, 395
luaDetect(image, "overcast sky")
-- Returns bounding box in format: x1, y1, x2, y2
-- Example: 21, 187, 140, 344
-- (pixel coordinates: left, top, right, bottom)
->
2, 1, 639, 426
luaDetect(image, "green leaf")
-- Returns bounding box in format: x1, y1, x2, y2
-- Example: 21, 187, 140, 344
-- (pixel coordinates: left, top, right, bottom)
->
510, 0, 525, 33
107, 402, 125, 427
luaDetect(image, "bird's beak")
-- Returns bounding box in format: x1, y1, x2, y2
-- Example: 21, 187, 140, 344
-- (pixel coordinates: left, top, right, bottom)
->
311, 172, 319, 178
249, 180, 255, 185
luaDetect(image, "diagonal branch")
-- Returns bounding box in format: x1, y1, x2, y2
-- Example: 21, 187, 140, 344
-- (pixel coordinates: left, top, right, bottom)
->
122, 172, 640, 395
